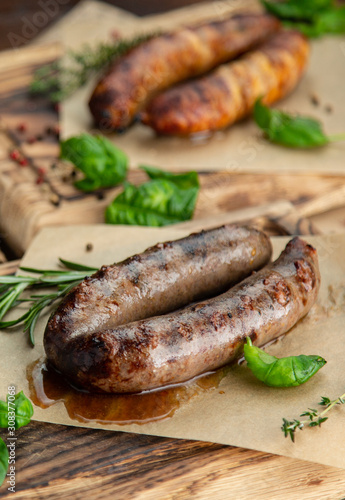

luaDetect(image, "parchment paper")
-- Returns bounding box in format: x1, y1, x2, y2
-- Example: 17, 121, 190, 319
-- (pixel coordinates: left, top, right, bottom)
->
53, 1, 345, 174
1, 223, 345, 470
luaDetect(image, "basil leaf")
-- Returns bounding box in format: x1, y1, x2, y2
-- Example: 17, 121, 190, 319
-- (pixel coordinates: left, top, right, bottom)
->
316, 6, 345, 34
0, 437, 9, 487
244, 337, 326, 387
254, 99, 329, 148
105, 175, 199, 226
0, 391, 34, 430
140, 165, 199, 190
281, 20, 326, 38
60, 133, 128, 191
261, 0, 345, 37
261, 0, 328, 22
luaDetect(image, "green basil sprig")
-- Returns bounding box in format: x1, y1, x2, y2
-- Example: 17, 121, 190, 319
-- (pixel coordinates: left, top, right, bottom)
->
0, 391, 34, 430
254, 99, 345, 148
0, 391, 33, 487
261, 0, 345, 37
243, 337, 326, 387
105, 166, 199, 226
0, 438, 8, 487
60, 133, 128, 191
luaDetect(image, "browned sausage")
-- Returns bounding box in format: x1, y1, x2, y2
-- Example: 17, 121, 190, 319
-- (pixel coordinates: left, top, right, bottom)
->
44, 225, 272, 384
142, 30, 309, 135
88, 13, 281, 131
44, 236, 320, 394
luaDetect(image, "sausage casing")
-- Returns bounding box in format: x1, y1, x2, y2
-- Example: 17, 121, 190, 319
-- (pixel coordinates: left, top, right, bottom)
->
44, 225, 272, 381
142, 30, 309, 135
44, 236, 319, 394
89, 13, 280, 131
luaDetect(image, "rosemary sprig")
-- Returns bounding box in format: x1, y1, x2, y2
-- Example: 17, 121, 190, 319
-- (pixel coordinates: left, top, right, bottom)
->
30, 33, 156, 103
0, 260, 98, 346
282, 393, 345, 442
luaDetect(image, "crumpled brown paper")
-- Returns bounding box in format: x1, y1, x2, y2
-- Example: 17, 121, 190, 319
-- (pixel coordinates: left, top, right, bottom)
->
1, 223, 345, 469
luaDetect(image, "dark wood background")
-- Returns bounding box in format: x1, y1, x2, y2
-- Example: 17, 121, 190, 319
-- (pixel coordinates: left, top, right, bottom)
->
0, 0, 203, 51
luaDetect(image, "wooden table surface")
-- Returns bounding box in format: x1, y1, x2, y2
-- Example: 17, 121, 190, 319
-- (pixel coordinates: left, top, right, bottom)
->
0, 0, 202, 51
1, 2, 345, 499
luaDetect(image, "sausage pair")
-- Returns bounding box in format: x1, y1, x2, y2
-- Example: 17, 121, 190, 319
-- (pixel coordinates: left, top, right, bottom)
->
44, 226, 320, 393
89, 13, 281, 131
142, 30, 309, 135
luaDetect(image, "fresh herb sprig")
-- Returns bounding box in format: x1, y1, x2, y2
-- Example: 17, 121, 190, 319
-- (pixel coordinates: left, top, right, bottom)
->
261, 0, 345, 37
0, 391, 33, 486
30, 33, 156, 103
244, 337, 326, 387
0, 260, 97, 346
59, 133, 200, 224
282, 392, 345, 442
254, 99, 345, 148
60, 134, 128, 191
105, 165, 200, 226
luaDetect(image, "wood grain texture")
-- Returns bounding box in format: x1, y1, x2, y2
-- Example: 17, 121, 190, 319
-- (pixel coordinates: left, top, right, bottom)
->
0, 421, 345, 499
0, 0, 205, 51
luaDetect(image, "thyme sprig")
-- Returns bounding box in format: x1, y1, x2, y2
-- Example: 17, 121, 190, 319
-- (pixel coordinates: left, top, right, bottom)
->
0, 259, 97, 346
30, 33, 156, 103
282, 393, 345, 442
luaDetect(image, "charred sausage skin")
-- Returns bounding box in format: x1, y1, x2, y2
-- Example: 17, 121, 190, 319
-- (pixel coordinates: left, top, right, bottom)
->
142, 30, 309, 135
44, 225, 272, 377
45, 236, 319, 394
89, 13, 280, 131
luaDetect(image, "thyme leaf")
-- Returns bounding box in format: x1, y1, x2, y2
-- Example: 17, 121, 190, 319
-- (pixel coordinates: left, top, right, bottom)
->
30, 33, 157, 103
282, 392, 345, 442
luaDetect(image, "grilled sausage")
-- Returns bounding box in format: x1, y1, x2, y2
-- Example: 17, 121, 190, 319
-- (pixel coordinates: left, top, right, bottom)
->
89, 13, 281, 131
44, 225, 272, 384
45, 225, 271, 336
44, 236, 320, 394
142, 30, 309, 135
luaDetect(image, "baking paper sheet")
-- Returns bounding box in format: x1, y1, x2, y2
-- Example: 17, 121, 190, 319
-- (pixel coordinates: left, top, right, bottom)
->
55, 1, 345, 174
1, 223, 345, 469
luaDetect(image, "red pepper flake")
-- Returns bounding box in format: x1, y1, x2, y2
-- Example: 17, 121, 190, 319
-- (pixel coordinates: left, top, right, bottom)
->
54, 103, 60, 113
19, 158, 29, 166
111, 30, 121, 41
37, 167, 46, 176
36, 176, 44, 185
27, 137, 37, 144
9, 149, 20, 160
17, 123, 27, 133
